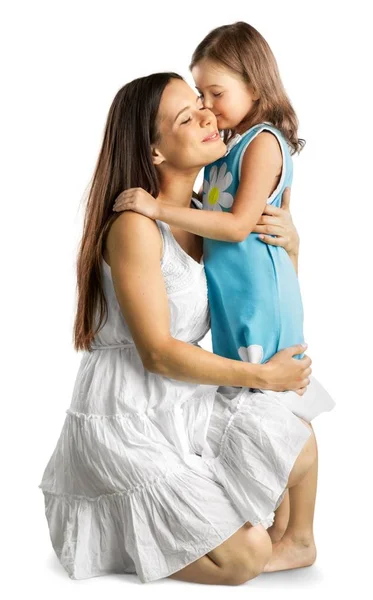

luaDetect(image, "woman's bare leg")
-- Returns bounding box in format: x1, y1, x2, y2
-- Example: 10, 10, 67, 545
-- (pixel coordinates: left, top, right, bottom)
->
168, 523, 272, 585
264, 421, 318, 572
267, 489, 290, 543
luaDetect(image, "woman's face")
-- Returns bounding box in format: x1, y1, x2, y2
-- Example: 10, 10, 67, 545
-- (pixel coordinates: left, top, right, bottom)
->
152, 78, 227, 171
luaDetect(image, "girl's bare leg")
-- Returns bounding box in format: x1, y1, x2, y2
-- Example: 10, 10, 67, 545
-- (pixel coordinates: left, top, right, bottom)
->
264, 421, 318, 572
168, 419, 317, 583
267, 489, 290, 543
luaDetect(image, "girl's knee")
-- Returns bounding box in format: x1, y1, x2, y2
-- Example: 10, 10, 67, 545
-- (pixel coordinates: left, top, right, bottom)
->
298, 418, 317, 458
304, 428, 317, 461
288, 426, 317, 487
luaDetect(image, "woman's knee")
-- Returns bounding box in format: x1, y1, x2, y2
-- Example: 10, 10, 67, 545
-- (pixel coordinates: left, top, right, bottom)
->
223, 524, 272, 585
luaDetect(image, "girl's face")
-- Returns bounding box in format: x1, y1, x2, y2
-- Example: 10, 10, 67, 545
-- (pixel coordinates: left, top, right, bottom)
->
152, 78, 226, 171
191, 58, 259, 133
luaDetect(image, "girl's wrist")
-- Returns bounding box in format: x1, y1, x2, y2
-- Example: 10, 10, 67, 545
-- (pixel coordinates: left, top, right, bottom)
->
154, 202, 163, 221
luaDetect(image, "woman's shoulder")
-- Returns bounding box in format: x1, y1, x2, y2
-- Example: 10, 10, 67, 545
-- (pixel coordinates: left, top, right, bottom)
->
110, 209, 161, 235
106, 210, 163, 262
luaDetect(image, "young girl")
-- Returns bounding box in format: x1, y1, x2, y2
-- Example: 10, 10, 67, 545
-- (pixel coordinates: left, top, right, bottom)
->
112, 22, 335, 423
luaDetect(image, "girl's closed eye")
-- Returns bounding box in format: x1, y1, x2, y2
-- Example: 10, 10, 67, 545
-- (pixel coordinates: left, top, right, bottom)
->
198, 92, 223, 99
181, 116, 192, 125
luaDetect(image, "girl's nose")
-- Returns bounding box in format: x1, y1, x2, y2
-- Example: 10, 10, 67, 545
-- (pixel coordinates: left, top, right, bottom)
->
200, 108, 214, 127
203, 98, 213, 110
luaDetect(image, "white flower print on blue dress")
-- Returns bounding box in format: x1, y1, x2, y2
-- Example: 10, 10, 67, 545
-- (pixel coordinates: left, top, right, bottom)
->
203, 163, 234, 211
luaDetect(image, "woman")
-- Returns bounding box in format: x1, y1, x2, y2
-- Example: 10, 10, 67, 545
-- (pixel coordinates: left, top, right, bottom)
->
38, 73, 315, 585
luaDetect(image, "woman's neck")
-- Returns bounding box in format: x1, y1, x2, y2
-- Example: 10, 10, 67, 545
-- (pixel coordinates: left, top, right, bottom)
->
157, 170, 199, 208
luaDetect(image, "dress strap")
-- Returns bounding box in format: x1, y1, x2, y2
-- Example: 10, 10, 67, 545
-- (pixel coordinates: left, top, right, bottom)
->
191, 196, 202, 210
154, 218, 169, 265
156, 196, 201, 263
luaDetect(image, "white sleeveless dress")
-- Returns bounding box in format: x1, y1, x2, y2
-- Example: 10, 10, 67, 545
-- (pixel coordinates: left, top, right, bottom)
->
38, 204, 312, 583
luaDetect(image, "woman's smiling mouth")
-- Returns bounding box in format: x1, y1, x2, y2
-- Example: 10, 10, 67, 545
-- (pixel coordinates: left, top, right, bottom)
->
202, 131, 220, 142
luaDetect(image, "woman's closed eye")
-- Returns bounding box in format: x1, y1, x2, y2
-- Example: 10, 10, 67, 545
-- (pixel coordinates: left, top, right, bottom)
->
181, 106, 211, 124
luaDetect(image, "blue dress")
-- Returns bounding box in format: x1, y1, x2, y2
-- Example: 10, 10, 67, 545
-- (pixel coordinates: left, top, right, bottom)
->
202, 122, 304, 365
202, 122, 336, 421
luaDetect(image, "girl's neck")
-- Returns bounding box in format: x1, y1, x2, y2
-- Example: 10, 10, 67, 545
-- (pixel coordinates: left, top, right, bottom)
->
234, 110, 264, 136
235, 120, 254, 136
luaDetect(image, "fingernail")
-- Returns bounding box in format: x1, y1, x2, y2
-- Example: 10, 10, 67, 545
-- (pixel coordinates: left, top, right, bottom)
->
302, 343, 308, 348
259, 234, 264, 240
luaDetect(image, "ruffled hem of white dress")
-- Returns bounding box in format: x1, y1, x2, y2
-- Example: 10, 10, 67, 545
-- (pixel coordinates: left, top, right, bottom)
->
40, 467, 249, 583
39, 387, 312, 583
259, 374, 336, 422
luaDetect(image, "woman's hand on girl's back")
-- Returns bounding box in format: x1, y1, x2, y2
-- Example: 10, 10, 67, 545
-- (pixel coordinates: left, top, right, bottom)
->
260, 344, 312, 396
252, 187, 300, 256
112, 188, 160, 220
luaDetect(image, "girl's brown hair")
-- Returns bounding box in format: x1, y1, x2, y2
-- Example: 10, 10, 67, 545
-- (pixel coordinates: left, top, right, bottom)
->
190, 22, 305, 154
73, 72, 183, 352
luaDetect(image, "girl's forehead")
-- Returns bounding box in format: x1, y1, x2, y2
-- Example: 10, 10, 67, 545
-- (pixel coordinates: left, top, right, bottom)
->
192, 60, 234, 85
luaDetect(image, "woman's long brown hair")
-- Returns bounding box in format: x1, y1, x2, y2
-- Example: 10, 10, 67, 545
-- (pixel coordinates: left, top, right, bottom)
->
73, 73, 183, 352
190, 22, 305, 154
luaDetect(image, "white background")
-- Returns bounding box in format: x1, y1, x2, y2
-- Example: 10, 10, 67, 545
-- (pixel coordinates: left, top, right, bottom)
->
1, 0, 372, 597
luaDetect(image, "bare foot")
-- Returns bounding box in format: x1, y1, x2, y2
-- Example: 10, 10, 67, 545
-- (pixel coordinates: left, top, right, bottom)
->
263, 535, 317, 572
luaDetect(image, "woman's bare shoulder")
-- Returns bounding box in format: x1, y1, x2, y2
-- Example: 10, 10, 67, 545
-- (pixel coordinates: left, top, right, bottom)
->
106, 211, 162, 264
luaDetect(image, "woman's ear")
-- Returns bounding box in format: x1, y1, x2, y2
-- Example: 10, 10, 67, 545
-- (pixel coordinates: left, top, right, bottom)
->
151, 145, 165, 166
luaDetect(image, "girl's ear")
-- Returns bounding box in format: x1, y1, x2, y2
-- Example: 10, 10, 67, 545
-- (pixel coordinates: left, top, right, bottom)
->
151, 145, 165, 166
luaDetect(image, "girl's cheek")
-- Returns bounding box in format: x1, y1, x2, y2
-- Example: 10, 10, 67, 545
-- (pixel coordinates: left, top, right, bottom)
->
215, 98, 225, 112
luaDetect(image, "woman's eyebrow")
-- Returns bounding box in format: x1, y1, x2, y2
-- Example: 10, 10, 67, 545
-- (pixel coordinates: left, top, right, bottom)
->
173, 97, 201, 122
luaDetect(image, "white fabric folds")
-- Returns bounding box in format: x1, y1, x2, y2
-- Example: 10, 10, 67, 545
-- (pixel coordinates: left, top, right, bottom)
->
39, 215, 315, 583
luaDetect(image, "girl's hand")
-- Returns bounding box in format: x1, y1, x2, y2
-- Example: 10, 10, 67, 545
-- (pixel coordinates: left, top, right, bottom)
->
252, 187, 300, 256
259, 344, 312, 396
112, 188, 160, 220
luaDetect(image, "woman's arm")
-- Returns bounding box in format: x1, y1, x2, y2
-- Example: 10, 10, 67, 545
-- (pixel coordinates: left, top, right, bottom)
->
252, 187, 300, 274
106, 211, 311, 393
112, 133, 282, 243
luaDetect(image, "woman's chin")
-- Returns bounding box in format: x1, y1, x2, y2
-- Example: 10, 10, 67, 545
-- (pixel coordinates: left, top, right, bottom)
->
209, 140, 227, 161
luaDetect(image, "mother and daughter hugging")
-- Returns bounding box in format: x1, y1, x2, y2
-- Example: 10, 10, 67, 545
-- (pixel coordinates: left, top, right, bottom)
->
39, 21, 335, 585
